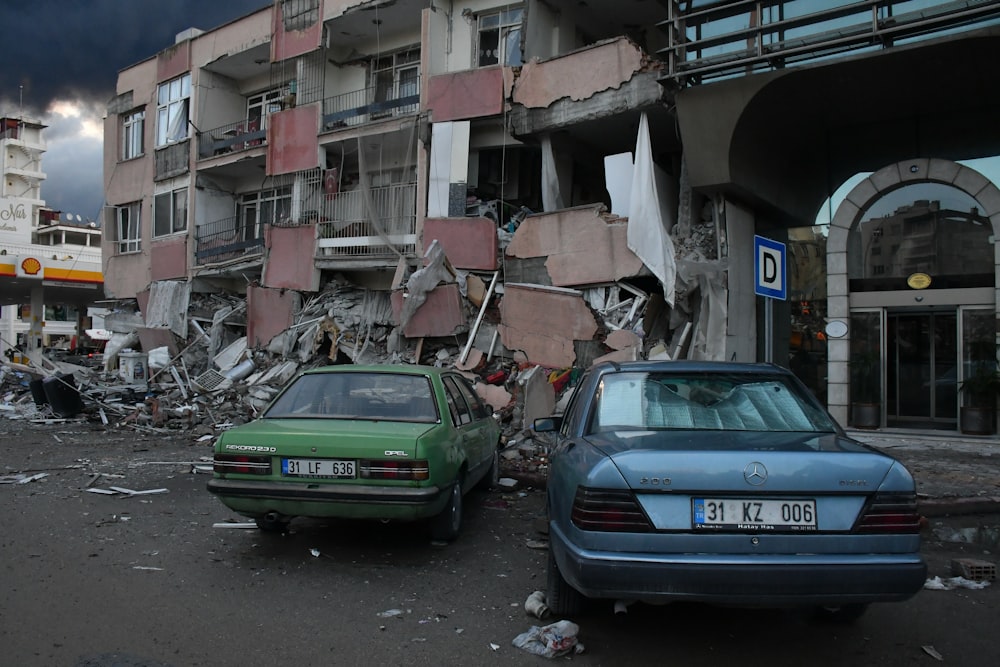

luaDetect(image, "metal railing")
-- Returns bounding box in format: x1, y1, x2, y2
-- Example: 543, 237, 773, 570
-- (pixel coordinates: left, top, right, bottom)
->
194, 215, 264, 265
197, 118, 267, 159
659, 0, 1000, 86
321, 80, 420, 131
316, 183, 417, 258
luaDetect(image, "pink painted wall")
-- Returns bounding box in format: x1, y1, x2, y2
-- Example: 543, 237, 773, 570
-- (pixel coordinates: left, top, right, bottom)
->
505, 205, 643, 287
247, 284, 297, 350
267, 105, 320, 176
499, 283, 598, 368
512, 37, 648, 109
156, 41, 191, 83
422, 217, 498, 270
150, 236, 188, 282
426, 68, 509, 122
390, 283, 465, 338
263, 224, 320, 291
271, 1, 322, 61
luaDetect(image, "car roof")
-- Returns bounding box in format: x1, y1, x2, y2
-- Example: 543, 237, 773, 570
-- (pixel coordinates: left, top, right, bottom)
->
300, 364, 446, 377
589, 360, 792, 375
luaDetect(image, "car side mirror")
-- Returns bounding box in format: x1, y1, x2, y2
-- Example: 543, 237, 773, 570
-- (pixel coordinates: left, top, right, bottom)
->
533, 416, 561, 433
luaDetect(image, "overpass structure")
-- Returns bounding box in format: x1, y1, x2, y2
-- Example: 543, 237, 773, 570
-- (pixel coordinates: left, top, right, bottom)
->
658, 0, 1000, 431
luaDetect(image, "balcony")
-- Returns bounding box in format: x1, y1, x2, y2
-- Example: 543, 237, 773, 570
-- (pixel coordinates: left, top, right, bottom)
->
317, 183, 417, 259
195, 216, 264, 265
197, 118, 266, 159
321, 80, 420, 132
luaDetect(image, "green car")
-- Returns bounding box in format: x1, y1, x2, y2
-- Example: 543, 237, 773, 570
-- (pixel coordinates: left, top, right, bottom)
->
207, 364, 501, 541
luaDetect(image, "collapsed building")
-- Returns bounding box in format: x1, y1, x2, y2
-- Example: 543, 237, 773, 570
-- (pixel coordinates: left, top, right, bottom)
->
83, 0, 732, 432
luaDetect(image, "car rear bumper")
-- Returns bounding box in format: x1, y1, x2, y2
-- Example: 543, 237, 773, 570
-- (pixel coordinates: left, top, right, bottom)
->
207, 478, 448, 520
550, 524, 927, 607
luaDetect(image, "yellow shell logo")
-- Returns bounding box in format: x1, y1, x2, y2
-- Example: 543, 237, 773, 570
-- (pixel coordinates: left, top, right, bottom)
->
21, 257, 42, 275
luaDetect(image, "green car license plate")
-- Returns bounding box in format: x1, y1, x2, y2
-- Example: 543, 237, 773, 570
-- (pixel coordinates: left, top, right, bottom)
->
282, 458, 356, 479
693, 498, 817, 530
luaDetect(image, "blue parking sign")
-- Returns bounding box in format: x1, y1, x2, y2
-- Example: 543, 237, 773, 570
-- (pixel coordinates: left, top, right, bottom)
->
754, 236, 786, 300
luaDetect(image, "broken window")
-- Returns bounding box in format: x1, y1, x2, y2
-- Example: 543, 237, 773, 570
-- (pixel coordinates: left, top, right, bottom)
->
154, 187, 188, 237
156, 73, 191, 147
281, 0, 319, 32
116, 202, 141, 254
121, 108, 144, 161
477, 7, 523, 67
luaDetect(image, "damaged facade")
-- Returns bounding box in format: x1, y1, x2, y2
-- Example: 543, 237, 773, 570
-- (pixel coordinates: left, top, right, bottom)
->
96, 0, 729, 433
94, 0, 1000, 436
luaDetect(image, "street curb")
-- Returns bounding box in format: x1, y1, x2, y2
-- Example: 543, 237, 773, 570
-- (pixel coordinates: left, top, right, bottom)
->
918, 496, 1000, 517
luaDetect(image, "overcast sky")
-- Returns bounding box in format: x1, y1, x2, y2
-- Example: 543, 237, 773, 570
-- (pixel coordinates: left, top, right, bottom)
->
0, 0, 270, 222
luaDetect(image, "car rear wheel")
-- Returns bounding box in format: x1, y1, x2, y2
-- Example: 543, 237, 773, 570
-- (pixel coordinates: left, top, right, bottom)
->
547, 548, 585, 616
813, 603, 869, 623
430, 478, 463, 542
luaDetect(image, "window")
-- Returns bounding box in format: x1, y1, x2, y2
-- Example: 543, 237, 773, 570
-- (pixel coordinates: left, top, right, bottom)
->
442, 377, 473, 426
156, 73, 191, 147
116, 203, 141, 254
121, 109, 144, 160
477, 7, 523, 67
371, 48, 420, 115
154, 188, 188, 237
247, 87, 287, 138
238, 187, 292, 241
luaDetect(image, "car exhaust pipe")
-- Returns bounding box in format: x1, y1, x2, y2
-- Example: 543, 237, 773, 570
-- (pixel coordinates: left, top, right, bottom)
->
264, 511, 283, 524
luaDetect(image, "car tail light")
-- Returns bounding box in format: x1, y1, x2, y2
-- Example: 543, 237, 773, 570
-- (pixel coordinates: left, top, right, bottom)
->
571, 487, 652, 532
359, 459, 430, 481
213, 454, 272, 475
854, 492, 921, 533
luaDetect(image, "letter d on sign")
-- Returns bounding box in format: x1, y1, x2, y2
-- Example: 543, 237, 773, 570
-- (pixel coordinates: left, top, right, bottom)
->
754, 235, 786, 300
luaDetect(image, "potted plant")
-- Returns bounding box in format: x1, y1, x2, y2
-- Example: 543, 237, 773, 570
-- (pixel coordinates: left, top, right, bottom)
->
959, 362, 1000, 435
849, 350, 881, 429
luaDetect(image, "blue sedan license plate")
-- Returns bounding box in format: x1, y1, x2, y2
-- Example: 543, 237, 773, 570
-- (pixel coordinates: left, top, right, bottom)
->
282, 458, 356, 478
693, 498, 817, 530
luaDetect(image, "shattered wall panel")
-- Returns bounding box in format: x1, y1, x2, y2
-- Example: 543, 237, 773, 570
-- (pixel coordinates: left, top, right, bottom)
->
137, 327, 180, 358
506, 205, 643, 287
498, 283, 599, 368
426, 68, 508, 122
263, 223, 321, 291
247, 284, 297, 350
512, 37, 646, 109
144, 280, 190, 338
390, 283, 466, 338
149, 236, 188, 282
422, 217, 498, 270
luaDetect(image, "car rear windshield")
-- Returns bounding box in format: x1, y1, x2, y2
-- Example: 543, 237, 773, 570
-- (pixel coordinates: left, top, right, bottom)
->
587, 371, 836, 434
264, 372, 439, 423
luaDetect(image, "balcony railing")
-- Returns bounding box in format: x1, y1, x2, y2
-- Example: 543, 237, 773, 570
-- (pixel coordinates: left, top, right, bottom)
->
321, 80, 420, 131
195, 215, 264, 265
197, 118, 267, 159
317, 183, 417, 258
659, 0, 1000, 86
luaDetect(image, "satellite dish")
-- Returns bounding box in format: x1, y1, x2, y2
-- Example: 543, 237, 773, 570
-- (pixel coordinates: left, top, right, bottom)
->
63, 212, 73, 222
75, 214, 83, 222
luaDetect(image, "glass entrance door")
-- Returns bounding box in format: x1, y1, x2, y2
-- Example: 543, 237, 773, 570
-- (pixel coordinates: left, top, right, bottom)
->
886, 311, 957, 429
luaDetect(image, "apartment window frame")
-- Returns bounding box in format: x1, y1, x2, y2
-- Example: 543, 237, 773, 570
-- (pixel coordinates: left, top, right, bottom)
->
477, 7, 524, 67
153, 187, 189, 238
247, 86, 288, 135
116, 202, 141, 254
156, 73, 191, 147
238, 186, 292, 241
370, 47, 420, 112
121, 108, 145, 161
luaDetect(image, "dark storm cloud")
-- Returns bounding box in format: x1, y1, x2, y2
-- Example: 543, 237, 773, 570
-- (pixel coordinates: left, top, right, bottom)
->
0, 0, 271, 115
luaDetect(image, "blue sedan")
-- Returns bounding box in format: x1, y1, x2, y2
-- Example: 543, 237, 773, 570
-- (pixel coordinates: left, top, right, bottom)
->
536, 361, 926, 621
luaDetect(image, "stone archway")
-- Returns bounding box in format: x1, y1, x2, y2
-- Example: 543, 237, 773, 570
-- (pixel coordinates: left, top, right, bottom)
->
825, 158, 1000, 427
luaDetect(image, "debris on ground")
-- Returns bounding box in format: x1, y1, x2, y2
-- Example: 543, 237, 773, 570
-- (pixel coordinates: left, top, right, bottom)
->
512, 619, 584, 658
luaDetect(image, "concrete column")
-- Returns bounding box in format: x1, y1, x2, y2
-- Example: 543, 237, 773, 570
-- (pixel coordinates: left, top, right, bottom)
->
27, 286, 44, 364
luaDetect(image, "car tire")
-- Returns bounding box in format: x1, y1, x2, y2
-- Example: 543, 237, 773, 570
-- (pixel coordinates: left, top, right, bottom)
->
476, 448, 499, 492
430, 478, 463, 542
547, 548, 585, 616
813, 603, 869, 623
